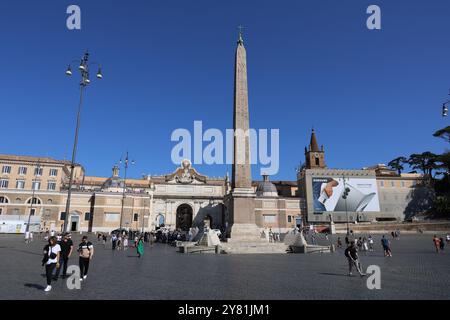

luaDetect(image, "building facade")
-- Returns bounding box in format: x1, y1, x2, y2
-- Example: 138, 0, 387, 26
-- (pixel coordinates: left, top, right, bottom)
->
0, 155, 302, 233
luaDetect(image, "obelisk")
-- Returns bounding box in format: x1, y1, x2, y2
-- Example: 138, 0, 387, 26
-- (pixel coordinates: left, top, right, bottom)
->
228, 29, 260, 242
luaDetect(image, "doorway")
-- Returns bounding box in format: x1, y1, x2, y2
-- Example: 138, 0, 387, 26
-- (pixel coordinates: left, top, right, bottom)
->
70, 215, 79, 232
176, 204, 193, 231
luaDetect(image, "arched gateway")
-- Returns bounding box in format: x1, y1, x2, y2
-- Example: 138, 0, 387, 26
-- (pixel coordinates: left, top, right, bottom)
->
176, 204, 193, 231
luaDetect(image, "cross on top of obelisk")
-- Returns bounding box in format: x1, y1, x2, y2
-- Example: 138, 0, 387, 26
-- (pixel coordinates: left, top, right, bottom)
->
237, 25, 244, 44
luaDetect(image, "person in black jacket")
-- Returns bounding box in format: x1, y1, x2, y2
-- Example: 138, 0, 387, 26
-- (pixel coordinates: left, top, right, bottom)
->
55, 233, 73, 279
344, 242, 366, 277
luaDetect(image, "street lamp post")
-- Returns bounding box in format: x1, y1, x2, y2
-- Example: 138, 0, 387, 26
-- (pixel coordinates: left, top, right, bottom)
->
25, 161, 41, 234
63, 51, 102, 232
119, 152, 135, 233
342, 175, 350, 236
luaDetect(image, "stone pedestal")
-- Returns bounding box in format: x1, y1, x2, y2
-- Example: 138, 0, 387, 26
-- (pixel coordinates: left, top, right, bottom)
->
330, 221, 336, 235
227, 188, 260, 242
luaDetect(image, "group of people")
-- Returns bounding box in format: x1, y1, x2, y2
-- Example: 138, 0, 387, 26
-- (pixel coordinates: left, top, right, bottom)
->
41, 233, 93, 292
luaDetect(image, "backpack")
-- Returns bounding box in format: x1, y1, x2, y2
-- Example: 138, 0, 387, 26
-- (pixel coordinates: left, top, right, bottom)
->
344, 247, 350, 258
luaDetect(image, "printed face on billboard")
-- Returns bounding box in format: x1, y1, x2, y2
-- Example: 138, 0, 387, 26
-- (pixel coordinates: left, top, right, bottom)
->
312, 177, 380, 214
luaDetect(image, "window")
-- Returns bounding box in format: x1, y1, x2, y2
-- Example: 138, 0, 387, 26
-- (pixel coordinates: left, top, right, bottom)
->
47, 182, 56, 191
263, 215, 277, 223
60, 212, 66, 221
287, 215, 292, 223
0, 196, 8, 203
27, 197, 41, 205
49, 169, 58, 177
18, 166, 27, 175
47, 199, 53, 204
315, 158, 320, 166
30, 208, 36, 216
32, 181, 41, 190
105, 212, 120, 222
2, 166, 11, 174
16, 180, 25, 189
0, 208, 2, 215
133, 213, 139, 222
84, 212, 91, 221
34, 167, 43, 176
0, 179, 9, 189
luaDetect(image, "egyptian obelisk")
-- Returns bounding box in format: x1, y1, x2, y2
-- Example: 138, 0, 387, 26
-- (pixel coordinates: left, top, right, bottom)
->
228, 29, 260, 242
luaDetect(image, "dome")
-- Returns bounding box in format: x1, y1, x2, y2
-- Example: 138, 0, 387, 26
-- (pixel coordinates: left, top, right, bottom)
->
256, 175, 278, 197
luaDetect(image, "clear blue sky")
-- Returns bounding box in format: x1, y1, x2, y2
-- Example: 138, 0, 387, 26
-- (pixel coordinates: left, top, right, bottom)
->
0, 0, 449, 180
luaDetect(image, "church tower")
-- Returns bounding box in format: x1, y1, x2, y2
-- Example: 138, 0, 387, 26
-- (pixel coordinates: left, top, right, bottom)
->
305, 129, 326, 169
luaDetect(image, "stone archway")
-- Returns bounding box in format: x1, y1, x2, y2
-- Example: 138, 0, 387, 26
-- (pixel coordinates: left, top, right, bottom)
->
176, 204, 193, 231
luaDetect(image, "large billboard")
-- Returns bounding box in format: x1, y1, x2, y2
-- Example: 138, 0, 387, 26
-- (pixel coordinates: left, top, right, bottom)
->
312, 177, 380, 214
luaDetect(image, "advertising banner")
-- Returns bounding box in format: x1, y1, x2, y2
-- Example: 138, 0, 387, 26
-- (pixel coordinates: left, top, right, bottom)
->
312, 177, 380, 213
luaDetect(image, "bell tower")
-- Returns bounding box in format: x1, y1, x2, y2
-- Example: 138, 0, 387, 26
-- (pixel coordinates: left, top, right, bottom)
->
305, 128, 326, 169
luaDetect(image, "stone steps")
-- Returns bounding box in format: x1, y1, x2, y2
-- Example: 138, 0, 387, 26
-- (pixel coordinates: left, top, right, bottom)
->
221, 242, 289, 254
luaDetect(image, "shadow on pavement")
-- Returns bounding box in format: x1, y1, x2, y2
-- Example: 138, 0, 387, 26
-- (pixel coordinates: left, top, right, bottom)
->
24, 283, 45, 290
318, 272, 349, 277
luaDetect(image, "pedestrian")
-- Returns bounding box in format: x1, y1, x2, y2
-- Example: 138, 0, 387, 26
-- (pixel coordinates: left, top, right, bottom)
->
102, 234, 107, 248
439, 237, 445, 252
55, 233, 73, 279
362, 237, 368, 252
117, 235, 122, 251
344, 242, 366, 277
357, 237, 363, 251
111, 233, 117, 250
345, 236, 349, 245
29, 231, 33, 242
42, 236, 61, 292
368, 235, 374, 251
268, 229, 273, 243
337, 237, 342, 248
446, 234, 450, 244
325, 233, 329, 241
123, 237, 128, 250
433, 235, 441, 253
134, 235, 139, 247
137, 236, 144, 258
25, 230, 30, 243
381, 235, 392, 257
77, 236, 94, 281
391, 231, 395, 239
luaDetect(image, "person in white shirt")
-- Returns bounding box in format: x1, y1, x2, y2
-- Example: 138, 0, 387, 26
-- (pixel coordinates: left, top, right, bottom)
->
25, 231, 30, 243
42, 236, 61, 292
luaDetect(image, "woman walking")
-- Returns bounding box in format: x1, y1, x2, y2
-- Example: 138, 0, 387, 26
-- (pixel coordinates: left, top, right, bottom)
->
137, 236, 144, 258
42, 236, 61, 292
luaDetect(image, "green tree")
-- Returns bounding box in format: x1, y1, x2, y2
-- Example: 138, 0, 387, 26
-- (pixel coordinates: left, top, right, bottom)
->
433, 126, 450, 143
408, 152, 438, 178
388, 156, 407, 175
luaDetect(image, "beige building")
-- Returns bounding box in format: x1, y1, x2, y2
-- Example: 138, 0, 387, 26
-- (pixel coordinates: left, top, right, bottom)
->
0, 155, 302, 233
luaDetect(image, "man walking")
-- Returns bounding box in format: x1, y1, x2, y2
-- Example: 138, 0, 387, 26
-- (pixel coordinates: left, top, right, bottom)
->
381, 235, 392, 257
55, 233, 73, 279
344, 242, 366, 277
78, 236, 94, 281
433, 235, 441, 253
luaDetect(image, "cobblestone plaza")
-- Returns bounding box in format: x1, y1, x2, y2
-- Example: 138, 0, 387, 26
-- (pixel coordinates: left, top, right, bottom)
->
1, 233, 449, 300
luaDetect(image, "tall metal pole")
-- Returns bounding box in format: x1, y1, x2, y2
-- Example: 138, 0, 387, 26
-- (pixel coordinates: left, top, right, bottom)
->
26, 161, 41, 234
63, 85, 84, 232
343, 175, 349, 236
119, 152, 129, 233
